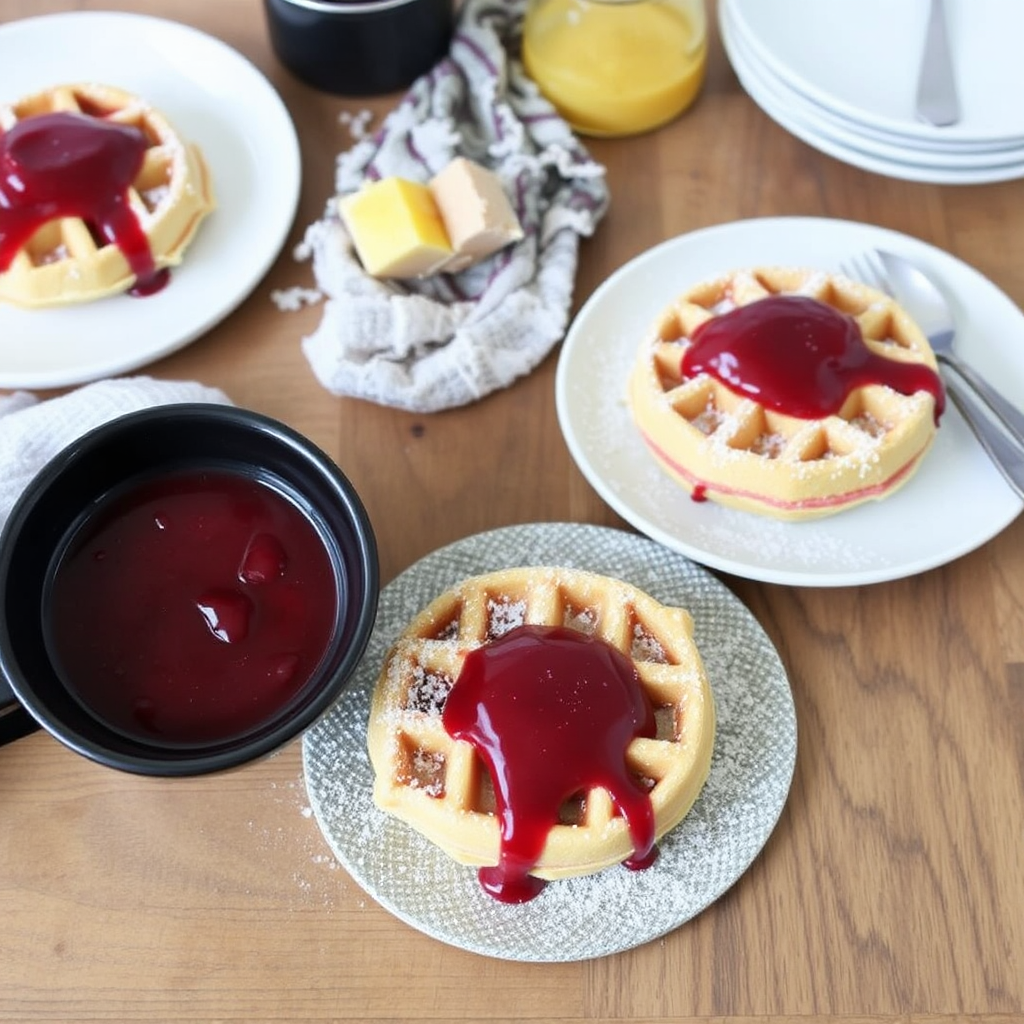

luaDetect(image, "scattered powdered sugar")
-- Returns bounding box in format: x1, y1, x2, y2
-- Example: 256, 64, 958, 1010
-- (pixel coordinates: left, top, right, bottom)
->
300, 523, 796, 961
486, 596, 527, 638
849, 411, 888, 438
141, 184, 170, 211
39, 244, 70, 266
751, 431, 787, 458
685, 504, 882, 571
793, 269, 831, 295
407, 750, 446, 796
693, 400, 726, 436
573, 326, 642, 455
631, 622, 667, 663
406, 664, 452, 715
244, 769, 349, 909
565, 605, 597, 634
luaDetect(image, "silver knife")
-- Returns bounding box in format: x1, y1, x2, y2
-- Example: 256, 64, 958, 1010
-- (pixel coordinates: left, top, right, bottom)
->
916, 0, 961, 126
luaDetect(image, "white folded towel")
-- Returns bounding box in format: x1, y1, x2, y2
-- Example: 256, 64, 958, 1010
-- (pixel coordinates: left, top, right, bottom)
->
295, 0, 610, 413
0, 376, 230, 531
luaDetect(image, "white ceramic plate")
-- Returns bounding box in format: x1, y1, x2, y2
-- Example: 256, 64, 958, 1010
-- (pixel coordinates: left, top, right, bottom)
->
303, 523, 796, 962
555, 217, 1024, 587
720, 2, 1024, 183
0, 12, 300, 389
723, 0, 1024, 159
725, 0, 1024, 147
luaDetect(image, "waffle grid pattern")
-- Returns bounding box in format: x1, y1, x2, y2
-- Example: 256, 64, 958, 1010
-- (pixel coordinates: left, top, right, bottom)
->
0, 83, 214, 307
628, 266, 940, 519
368, 567, 716, 881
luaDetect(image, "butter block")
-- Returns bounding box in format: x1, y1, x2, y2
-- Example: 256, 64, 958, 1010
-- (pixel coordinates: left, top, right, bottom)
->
429, 157, 524, 271
338, 178, 453, 278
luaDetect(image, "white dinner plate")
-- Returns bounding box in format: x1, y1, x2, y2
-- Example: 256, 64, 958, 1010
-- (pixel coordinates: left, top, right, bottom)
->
303, 523, 797, 962
725, 0, 1024, 148
720, 2, 1024, 183
555, 217, 1024, 587
0, 12, 301, 389
723, 0, 1024, 160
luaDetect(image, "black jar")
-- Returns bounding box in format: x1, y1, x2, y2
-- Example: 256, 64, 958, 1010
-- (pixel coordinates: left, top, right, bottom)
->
263, 0, 455, 96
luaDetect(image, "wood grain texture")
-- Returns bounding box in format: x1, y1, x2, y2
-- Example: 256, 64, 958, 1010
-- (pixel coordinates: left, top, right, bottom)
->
2, 1, 1024, 1021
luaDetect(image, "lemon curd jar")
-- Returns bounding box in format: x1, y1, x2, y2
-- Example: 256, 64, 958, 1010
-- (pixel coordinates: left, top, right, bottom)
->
521, 0, 707, 137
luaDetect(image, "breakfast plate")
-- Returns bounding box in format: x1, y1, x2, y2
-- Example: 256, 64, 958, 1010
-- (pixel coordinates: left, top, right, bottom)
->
0, 12, 301, 389
719, 2, 1024, 185
725, 0, 1024, 147
303, 523, 797, 962
555, 217, 1024, 587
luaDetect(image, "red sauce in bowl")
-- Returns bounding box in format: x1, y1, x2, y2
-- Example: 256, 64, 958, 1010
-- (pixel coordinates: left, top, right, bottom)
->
47, 471, 338, 746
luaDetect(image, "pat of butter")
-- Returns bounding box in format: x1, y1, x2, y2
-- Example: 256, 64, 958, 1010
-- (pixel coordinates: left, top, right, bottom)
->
429, 157, 524, 272
338, 178, 453, 278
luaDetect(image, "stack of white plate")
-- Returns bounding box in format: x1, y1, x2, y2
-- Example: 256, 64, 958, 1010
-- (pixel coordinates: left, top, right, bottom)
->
720, 0, 1024, 184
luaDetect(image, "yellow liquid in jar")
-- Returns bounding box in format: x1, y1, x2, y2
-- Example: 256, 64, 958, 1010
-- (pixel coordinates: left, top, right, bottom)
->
522, 0, 707, 137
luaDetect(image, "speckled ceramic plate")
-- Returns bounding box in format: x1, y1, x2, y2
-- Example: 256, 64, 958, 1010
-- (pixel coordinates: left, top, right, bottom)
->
302, 523, 796, 962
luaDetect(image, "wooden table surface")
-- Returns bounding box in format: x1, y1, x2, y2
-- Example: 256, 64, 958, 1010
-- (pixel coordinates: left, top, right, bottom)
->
3, 1, 1024, 1021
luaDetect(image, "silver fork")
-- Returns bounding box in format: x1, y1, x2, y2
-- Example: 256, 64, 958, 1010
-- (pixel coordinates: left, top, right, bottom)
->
840, 251, 1024, 501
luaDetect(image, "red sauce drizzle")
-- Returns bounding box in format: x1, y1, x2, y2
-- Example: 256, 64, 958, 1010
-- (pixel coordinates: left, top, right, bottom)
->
681, 294, 945, 421
0, 110, 166, 296
442, 624, 657, 903
48, 472, 338, 746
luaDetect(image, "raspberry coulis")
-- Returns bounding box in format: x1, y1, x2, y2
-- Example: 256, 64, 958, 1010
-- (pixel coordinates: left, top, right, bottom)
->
681, 294, 946, 421
442, 624, 658, 903
0, 110, 166, 295
48, 471, 337, 746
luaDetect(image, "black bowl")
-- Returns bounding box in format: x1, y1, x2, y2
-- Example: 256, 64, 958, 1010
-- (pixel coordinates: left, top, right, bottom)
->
263, 0, 454, 96
0, 404, 378, 776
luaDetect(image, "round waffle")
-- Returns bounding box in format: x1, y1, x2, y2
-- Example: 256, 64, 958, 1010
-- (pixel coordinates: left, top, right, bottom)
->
0, 82, 214, 308
367, 566, 716, 897
627, 266, 944, 520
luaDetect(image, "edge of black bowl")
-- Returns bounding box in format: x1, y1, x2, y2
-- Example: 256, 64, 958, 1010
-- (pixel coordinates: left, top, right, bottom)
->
0, 403, 380, 776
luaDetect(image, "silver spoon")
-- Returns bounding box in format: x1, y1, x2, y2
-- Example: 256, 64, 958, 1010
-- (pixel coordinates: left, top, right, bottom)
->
841, 250, 1024, 501
875, 249, 1024, 452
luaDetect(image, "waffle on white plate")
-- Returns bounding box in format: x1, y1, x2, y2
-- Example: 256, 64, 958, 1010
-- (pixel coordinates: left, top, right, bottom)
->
0, 82, 214, 307
627, 266, 944, 520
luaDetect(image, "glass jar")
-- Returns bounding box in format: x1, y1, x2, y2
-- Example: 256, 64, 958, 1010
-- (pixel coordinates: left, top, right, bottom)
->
521, 0, 707, 137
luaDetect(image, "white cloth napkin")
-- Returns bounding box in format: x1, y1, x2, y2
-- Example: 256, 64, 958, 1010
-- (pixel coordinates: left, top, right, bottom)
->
0, 376, 230, 531
296, 0, 610, 413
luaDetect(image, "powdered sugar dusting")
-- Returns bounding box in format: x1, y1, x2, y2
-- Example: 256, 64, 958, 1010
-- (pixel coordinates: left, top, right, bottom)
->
486, 596, 527, 637
245, 769, 346, 909
555, 228, 970, 586
406, 665, 452, 715
565, 604, 597, 634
